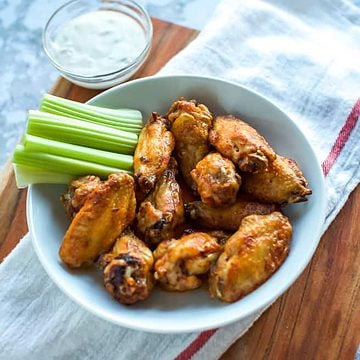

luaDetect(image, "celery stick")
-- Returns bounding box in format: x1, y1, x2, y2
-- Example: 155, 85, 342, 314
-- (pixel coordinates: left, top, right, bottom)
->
13, 145, 132, 178
13, 164, 74, 188
41, 100, 143, 128
28, 110, 137, 142
28, 124, 134, 154
27, 111, 137, 154
41, 103, 142, 133
41, 94, 143, 125
23, 134, 133, 171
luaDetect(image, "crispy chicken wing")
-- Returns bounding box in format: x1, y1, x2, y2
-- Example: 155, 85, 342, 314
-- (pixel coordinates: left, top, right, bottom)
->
185, 197, 278, 231
99, 229, 154, 305
242, 154, 312, 204
209, 212, 292, 303
167, 98, 213, 190
209, 115, 276, 173
153, 232, 222, 291
134, 112, 175, 198
136, 158, 184, 246
59, 173, 136, 268
61, 175, 101, 219
190, 152, 241, 207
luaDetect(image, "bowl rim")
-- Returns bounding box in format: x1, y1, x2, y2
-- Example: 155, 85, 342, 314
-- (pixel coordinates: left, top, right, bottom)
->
28, 74, 327, 333
42, 0, 153, 80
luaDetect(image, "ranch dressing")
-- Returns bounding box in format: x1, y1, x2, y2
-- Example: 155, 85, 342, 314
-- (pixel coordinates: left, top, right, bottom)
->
52, 11, 146, 77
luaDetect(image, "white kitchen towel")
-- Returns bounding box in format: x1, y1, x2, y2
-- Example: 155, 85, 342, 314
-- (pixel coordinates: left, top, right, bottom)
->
1, 0, 360, 359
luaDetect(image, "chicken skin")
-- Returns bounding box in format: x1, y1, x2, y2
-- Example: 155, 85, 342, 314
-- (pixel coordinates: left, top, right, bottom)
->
209, 115, 276, 173
153, 232, 222, 291
190, 152, 241, 207
61, 175, 101, 219
242, 154, 312, 204
136, 158, 184, 246
209, 212, 292, 303
59, 173, 136, 268
134, 112, 175, 199
167, 98, 213, 190
185, 197, 278, 231
99, 229, 154, 305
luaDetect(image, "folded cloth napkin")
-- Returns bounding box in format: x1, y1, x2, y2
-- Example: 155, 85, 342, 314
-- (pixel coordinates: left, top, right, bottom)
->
1, 0, 360, 359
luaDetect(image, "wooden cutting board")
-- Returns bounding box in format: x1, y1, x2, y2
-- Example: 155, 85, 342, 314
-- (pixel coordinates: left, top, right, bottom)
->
0, 18, 359, 360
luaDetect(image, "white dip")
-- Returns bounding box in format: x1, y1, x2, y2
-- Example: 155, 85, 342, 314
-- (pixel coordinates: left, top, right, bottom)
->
51, 11, 146, 77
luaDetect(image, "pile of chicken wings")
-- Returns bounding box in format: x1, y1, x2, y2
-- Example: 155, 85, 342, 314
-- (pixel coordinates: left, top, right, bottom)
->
59, 98, 312, 305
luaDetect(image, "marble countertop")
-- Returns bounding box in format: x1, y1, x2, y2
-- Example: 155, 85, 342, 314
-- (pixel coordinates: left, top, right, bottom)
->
0, 0, 220, 168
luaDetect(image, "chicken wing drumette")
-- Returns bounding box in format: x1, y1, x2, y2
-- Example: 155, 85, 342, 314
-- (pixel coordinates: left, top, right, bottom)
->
61, 175, 101, 219
185, 197, 278, 231
134, 112, 175, 199
209, 115, 276, 173
136, 158, 184, 246
167, 98, 213, 190
190, 152, 241, 207
242, 154, 312, 204
99, 229, 154, 305
59, 173, 136, 268
153, 232, 222, 291
209, 212, 292, 303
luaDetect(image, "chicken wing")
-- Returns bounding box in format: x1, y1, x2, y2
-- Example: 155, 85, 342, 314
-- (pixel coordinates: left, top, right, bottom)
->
61, 175, 101, 219
185, 197, 278, 231
209, 212, 292, 303
190, 152, 241, 207
242, 154, 312, 204
99, 229, 154, 305
59, 173, 136, 268
153, 232, 222, 291
134, 112, 175, 199
167, 98, 212, 190
209, 115, 276, 173
136, 158, 184, 246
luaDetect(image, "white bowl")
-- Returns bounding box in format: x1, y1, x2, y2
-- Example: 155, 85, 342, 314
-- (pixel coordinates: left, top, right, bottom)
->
28, 75, 326, 333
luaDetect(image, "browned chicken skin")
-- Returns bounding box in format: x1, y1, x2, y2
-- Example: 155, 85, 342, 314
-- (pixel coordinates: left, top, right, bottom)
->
61, 175, 101, 219
99, 229, 154, 305
134, 112, 175, 199
185, 197, 278, 231
209, 212, 292, 303
190, 152, 241, 207
167, 98, 213, 190
58, 97, 307, 306
209, 115, 276, 173
242, 154, 312, 204
59, 173, 136, 268
136, 158, 184, 246
153, 232, 222, 291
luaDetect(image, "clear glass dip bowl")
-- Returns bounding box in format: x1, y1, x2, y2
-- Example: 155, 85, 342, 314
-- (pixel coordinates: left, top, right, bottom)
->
43, 0, 153, 89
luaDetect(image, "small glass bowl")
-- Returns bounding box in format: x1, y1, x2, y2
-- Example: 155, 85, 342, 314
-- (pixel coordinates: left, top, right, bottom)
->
43, 0, 153, 89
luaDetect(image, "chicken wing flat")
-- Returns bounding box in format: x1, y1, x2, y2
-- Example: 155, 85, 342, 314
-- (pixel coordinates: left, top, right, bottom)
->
59, 173, 136, 268
134, 112, 175, 198
167, 98, 213, 190
61, 175, 101, 219
209, 212, 292, 303
242, 154, 312, 204
185, 197, 278, 231
153, 232, 222, 291
209, 115, 276, 173
190, 152, 241, 207
99, 229, 154, 305
136, 158, 184, 246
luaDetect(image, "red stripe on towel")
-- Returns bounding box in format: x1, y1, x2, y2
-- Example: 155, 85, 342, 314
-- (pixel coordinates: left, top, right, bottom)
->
175, 329, 218, 360
322, 99, 360, 176
175, 99, 360, 360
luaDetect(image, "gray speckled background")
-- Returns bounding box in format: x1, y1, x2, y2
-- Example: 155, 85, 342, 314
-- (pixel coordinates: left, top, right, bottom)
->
0, 0, 220, 169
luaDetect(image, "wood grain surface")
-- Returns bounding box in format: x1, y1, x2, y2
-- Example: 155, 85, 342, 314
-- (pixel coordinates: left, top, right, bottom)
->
0, 18, 359, 360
